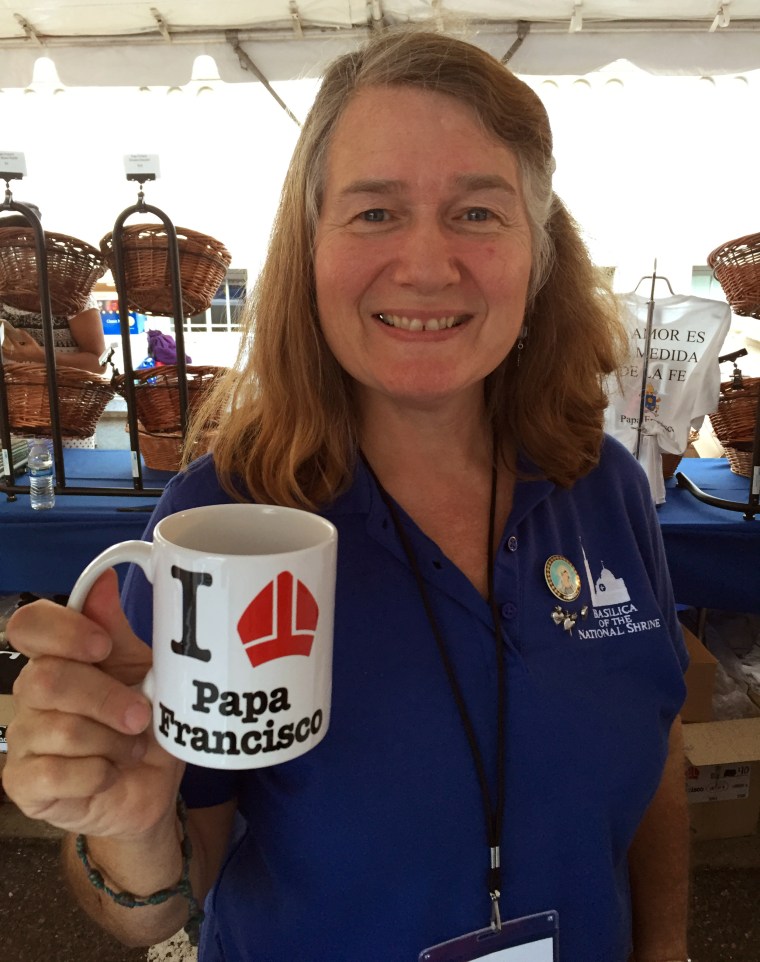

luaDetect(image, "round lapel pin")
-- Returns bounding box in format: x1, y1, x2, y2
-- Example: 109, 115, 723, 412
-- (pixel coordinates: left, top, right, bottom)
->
544, 555, 582, 602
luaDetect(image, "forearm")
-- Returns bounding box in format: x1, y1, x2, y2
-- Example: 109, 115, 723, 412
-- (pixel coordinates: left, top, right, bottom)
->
628, 716, 690, 961
62, 804, 203, 948
54, 349, 106, 374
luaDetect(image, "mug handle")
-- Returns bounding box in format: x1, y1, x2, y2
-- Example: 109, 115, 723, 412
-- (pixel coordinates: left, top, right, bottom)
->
67, 540, 156, 700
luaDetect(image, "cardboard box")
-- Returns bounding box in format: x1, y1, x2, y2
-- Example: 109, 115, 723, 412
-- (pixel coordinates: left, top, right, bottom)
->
684, 717, 760, 839
679, 624, 760, 839
0, 649, 24, 779
681, 625, 718, 723
0, 648, 27, 695
0, 693, 14, 778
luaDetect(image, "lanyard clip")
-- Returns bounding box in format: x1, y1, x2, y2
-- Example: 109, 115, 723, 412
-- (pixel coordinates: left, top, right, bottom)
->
489, 845, 502, 931
490, 889, 502, 932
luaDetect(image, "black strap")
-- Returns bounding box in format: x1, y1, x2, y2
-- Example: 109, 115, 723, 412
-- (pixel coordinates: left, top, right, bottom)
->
361, 452, 507, 929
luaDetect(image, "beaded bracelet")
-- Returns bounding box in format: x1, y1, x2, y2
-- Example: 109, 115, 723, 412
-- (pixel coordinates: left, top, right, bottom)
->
75, 795, 205, 946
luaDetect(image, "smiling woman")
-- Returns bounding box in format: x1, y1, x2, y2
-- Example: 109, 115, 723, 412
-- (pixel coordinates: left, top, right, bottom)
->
204, 29, 627, 507
313, 85, 533, 413
3, 28, 690, 962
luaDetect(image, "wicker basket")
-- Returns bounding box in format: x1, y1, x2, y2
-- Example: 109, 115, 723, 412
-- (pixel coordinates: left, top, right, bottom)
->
707, 232, 760, 319
113, 364, 224, 434
708, 376, 759, 477
0, 228, 105, 315
2, 361, 115, 438
709, 376, 760, 447
137, 425, 215, 471
661, 453, 682, 480
723, 442, 754, 478
100, 224, 231, 317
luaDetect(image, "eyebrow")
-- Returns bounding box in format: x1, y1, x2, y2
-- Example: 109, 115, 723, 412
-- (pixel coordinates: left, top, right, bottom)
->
454, 174, 518, 196
337, 179, 402, 199
337, 174, 518, 200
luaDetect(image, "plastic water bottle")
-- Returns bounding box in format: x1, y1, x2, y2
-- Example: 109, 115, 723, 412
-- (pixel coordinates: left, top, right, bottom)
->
28, 441, 55, 511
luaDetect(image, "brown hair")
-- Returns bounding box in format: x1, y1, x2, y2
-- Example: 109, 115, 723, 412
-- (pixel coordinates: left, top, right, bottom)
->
194, 29, 626, 506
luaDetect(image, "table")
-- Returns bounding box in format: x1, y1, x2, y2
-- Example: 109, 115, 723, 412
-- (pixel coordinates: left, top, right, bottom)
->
0, 449, 172, 595
1, 453, 756, 612
660, 458, 760, 613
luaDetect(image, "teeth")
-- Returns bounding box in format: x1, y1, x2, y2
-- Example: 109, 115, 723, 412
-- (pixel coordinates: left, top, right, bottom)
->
378, 313, 463, 332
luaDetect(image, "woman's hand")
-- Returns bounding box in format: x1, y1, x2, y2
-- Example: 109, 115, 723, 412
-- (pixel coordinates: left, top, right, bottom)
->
1, 323, 45, 363
2, 569, 184, 841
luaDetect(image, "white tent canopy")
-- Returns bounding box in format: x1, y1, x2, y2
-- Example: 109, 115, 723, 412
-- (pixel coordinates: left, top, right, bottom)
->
2, 1, 760, 87
3, 0, 759, 323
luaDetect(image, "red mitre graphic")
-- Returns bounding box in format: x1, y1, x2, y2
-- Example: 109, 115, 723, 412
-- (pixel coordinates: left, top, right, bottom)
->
237, 571, 319, 668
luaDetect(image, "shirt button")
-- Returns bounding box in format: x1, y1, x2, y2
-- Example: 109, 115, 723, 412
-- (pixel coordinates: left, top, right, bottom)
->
506, 536, 518, 552
500, 602, 517, 620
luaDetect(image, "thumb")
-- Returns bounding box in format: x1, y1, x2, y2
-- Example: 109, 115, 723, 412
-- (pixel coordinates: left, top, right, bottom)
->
81, 567, 153, 686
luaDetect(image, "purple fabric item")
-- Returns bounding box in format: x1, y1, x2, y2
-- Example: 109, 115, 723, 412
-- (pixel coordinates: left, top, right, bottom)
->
147, 328, 191, 365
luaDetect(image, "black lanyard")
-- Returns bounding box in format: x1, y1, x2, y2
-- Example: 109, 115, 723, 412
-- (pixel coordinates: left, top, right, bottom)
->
361, 453, 507, 931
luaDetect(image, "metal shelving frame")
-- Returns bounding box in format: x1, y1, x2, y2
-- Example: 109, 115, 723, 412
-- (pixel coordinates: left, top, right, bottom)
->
0, 175, 190, 501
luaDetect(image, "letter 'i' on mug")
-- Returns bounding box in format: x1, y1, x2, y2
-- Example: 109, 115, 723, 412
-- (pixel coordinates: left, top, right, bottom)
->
68, 504, 338, 770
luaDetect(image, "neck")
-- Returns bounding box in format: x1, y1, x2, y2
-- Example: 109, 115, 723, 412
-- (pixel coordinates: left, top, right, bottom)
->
358, 388, 493, 485
357, 389, 513, 600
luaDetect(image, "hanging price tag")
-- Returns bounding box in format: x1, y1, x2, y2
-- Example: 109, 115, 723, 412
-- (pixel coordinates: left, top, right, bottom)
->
124, 154, 160, 181
0, 151, 27, 176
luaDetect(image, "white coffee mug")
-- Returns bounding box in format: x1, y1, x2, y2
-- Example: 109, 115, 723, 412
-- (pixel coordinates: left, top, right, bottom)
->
68, 503, 338, 770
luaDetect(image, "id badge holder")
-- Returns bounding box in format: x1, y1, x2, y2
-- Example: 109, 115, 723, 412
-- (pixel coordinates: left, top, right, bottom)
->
419, 910, 559, 962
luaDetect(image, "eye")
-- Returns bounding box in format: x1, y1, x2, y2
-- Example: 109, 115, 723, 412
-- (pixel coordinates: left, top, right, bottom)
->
463, 207, 492, 222
358, 208, 389, 222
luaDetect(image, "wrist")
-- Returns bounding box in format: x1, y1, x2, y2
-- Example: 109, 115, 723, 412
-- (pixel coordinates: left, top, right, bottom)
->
84, 804, 184, 896
74, 795, 204, 945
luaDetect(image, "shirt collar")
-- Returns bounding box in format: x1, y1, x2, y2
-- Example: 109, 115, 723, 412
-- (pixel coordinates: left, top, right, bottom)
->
324, 453, 556, 522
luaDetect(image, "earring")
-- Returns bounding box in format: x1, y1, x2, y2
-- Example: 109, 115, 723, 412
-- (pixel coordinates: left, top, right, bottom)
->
516, 324, 528, 366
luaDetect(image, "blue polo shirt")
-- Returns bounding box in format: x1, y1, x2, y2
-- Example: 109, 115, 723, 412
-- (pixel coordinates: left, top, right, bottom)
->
122, 435, 687, 962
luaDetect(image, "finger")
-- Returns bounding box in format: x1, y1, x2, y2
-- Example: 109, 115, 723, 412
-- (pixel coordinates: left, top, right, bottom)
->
80, 568, 153, 684
8, 708, 148, 768
13, 657, 151, 736
3, 752, 121, 814
7, 593, 114, 664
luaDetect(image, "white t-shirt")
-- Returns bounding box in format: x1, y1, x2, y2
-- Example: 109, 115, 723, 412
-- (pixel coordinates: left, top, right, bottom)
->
606, 293, 731, 455
604, 293, 731, 502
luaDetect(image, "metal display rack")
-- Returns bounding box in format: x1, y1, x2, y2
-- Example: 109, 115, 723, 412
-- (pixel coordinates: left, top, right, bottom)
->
0, 174, 191, 500
631, 263, 675, 461
110, 173, 190, 494
626, 257, 758, 520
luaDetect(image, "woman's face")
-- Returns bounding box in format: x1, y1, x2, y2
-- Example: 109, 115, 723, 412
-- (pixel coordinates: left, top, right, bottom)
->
314, 84, 533, 413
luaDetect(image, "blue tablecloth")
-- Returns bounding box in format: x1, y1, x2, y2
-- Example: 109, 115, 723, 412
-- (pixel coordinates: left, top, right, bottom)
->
0, 449, 171, 595
0, 453, 757, 612
660, 457, 759, 613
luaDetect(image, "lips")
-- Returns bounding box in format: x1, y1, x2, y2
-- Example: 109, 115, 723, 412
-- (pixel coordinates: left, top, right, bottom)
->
375, 312, 469, 331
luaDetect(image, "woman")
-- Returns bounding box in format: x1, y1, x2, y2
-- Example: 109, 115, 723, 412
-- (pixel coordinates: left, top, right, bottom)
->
1, 296, 105, 375
0, 210, 106, 376
2, 30, 689, 962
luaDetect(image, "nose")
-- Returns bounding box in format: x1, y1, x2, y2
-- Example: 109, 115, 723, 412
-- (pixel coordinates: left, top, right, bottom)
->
390, 218, 461, 291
